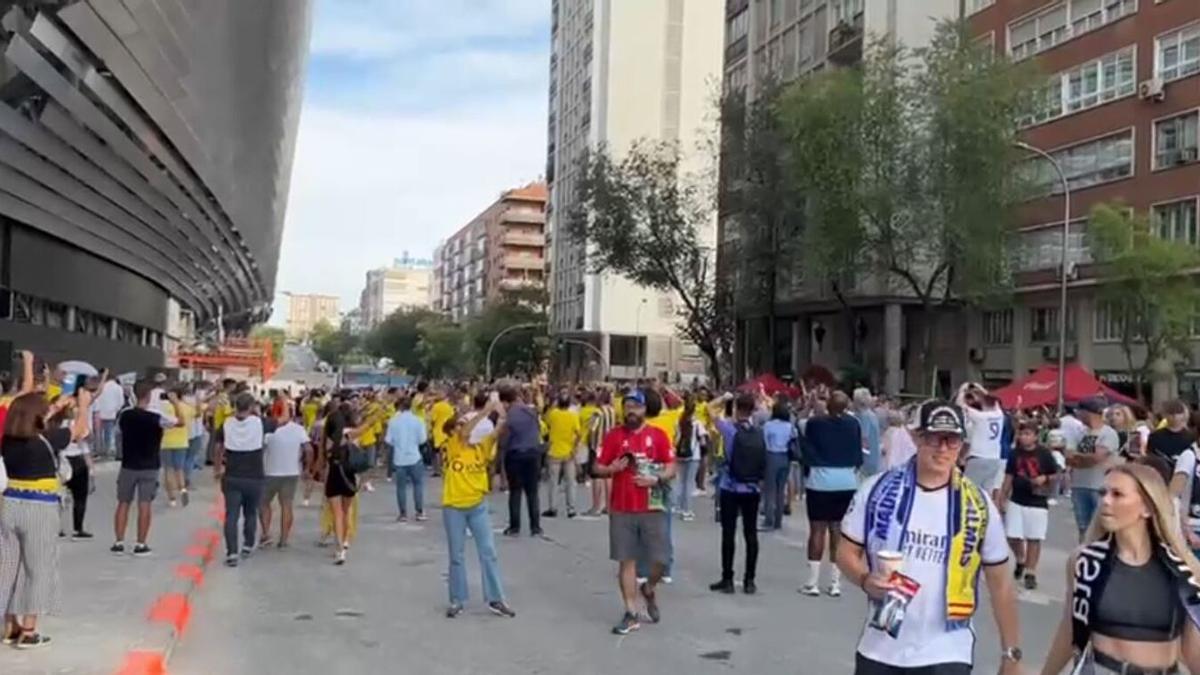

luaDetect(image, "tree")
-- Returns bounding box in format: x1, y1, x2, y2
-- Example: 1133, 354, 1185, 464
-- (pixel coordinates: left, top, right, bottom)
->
775, 21, 1035, 391
570, 140, 732, 384
249, 325, 285, 363
466, 289, 549, 379
362, 307, 443, 373
1087, 203, 1200, 402
311, 319, 359, 367
417, 321, 474, 379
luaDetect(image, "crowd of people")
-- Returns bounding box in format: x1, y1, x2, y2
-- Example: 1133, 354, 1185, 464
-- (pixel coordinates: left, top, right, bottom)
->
6, 353, 1200, 673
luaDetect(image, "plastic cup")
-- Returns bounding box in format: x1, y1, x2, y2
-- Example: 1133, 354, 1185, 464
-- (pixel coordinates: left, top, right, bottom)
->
876, 550, 904, 578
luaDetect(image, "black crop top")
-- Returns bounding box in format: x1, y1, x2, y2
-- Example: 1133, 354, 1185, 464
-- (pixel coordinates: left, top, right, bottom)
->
1094, 556, 1184, 642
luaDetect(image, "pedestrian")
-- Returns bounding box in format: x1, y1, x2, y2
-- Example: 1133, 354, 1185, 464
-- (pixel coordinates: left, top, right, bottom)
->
385, 395, 427, 522
760, 399, 794, 531
673, 395, 706, 522
93, 372, 124, 460
853, 388, 882, 477
594, 390, 676, 635
159, 388, 191, 507
113, 380, 178, 557
442, 397, 515, 619
213, 392, 267, 566
1068, 396, 1120, 538
304, 401, 334, 508
1043, 464, 1200, 674
879, 409, 917, 472
320, 402, 359, 564
259, 405, 310, 548
709, 392, 764, 595
584, 390, 616, 516
183, 384, 207, 488
542, 389, 580, 519
1149, 399, 1194, 463
498, 385, 543, 537
957, 383, 1007, 502
837, 399, 1021, 674
997, 419, 1060, 590
800, 390, 862, 597
59, 381, 96, 540
428, 388, 456, 478
0, 388, 90, 649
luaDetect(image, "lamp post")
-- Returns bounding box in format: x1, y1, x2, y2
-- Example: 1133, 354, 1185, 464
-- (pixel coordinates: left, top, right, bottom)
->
560, 338, 610, 379
485, 322, 546, 381
1016, 140, 1072, 414
634, 298, 648, 379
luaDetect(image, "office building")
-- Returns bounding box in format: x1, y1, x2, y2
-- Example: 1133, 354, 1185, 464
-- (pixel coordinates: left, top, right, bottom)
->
284, 293, 340, 340
359, 256, 432, 328
547, 0, 722, 381
965, 0, 1200, 402
432, 182, 547, 322
0, 0, 310, 371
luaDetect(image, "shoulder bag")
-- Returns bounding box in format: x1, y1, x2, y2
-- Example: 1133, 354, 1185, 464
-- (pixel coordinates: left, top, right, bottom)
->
42, 435, 72, 484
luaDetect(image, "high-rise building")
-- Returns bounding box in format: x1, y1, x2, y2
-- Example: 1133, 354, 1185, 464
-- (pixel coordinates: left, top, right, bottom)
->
359, 256, 433, 329
0, 1, 310, 371
547, 0, 722, 381
432, 182, 547, 323
720, 0, 965, 392
965, 0, 1200, 402
284, 293, 340, 340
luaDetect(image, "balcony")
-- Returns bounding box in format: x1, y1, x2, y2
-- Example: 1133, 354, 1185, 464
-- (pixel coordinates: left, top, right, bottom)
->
504, 209, 545, 225
503, 230, 546, 248
827, 11, 864, 66
499, 277, 542, 291
503, 255, 545, 271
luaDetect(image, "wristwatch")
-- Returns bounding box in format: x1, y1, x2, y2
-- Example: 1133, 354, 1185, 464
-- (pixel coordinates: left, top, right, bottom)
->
1001, 647, 1023, 662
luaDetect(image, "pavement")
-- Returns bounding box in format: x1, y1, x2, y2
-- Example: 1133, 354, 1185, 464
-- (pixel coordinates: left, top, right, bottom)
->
161, 478, 1079, 675
5, 461, 221, 675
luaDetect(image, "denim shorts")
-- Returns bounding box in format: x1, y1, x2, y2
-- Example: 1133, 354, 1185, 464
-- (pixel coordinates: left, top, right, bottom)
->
161, 449, 189, 471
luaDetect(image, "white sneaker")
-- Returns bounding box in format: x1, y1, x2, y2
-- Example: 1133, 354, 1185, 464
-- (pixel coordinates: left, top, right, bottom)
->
827, 583, 842, 598
1047, 498, 1058, 506
691, 489, 706, 497
681, 512, 696, 522
800, 584, 820, 596
636, 577, 648, 585
662, 576, 673, 585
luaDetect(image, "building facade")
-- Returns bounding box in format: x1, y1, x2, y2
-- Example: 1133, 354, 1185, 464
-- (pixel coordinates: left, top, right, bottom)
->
0, 0, 310, 372
284, 293, 339, 340
359, 256, 432, 329
546, 0, 722, 382
432, 182, 547, 322
965, 0, 1200, 403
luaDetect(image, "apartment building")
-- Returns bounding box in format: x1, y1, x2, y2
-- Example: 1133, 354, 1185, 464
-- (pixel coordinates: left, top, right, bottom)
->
358, 255, 432, 328
432, 183, 547, 323
547, 0, 722, 381
962, 0, 1200, 403
284, 293, 340, 340
721, 0, 961, 392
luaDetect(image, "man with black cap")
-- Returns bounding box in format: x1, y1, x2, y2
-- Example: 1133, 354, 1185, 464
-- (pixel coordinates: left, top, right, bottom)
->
594, 389, 676, 636
837, 400, 1021, 675
1066, 396, 1118, 538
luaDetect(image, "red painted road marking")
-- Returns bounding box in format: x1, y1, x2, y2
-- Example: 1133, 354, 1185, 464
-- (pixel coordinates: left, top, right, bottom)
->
148, 593, 191, 636
116, 649, 167, 675
175, 563, 204, 587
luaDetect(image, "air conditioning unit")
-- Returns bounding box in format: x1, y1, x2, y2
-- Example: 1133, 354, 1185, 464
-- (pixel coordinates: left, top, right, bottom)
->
1139, 77, 1166, 102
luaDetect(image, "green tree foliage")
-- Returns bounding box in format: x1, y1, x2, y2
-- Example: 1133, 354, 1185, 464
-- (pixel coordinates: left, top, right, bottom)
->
311, 319, 359, 367
467, 289, 549, 379
363, 308, 444, 373
249, 325, 286, 363
570, 141, 732, 384
416, 321, 473, 379
775, 21, 1035, 390
1088, 204, 1200, 401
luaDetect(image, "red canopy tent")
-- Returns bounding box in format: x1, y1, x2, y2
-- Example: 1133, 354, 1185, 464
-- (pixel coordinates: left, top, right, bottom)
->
992, 364, 1138, 410
738, 373, 801, 398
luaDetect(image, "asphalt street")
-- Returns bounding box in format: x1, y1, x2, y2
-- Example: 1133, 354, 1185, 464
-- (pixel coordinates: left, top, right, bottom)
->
169, 478, 1077, 675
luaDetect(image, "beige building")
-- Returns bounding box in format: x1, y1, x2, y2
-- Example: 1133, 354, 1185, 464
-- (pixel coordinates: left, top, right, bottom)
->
359, 256, 432, 328
284, 293, 340, 340
432, 183, 547, 322
546, 0, 723, 381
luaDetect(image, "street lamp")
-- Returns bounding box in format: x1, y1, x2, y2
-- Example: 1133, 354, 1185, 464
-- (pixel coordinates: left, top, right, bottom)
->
560, 338, 611, 379
634, 298, 648, 379
1016, 140, 1072, 414
485, 322, 547, 381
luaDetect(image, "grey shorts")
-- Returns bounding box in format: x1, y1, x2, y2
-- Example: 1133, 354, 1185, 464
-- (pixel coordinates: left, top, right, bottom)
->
117, 468, 159, 504
609, 511, 669, 563
263, 476, 299, 505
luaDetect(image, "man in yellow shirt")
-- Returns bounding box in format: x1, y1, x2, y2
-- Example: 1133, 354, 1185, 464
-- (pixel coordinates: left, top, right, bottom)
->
160, 388, 192, 507
543, 390, 582, 518
429, 388, 456, 478
301, 392, 321, 432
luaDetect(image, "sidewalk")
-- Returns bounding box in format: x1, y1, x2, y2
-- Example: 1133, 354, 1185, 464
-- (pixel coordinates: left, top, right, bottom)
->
5, 461, 220, 675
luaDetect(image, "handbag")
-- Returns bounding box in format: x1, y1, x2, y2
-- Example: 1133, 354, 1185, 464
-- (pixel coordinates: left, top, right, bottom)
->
42, 436, 72, 484
346, 443, 371, 473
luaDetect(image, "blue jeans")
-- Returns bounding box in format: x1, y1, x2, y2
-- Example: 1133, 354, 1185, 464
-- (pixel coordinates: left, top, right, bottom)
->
637, 508, 673, 579
762, 453, 791, 529
222, 476, 263, 555
675, 461, 699, 513
1072, 487, 1101, 535
443, 502, 505, 606
185, 435, 204, 487
394, 463, 425, 516
99, 419, 118, 457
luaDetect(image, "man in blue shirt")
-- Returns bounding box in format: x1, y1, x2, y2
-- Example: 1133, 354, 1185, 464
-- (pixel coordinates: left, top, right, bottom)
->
385, 396, 428, 522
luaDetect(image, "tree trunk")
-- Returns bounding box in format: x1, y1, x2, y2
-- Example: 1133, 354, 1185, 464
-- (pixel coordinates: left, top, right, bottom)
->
702, 343, 722, 386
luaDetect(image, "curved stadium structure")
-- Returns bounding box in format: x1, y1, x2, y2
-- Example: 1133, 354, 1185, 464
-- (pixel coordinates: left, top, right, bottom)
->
0, 0, 311, 371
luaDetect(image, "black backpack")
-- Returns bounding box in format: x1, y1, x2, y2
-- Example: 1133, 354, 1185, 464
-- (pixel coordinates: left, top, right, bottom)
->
730, 422, 766, 482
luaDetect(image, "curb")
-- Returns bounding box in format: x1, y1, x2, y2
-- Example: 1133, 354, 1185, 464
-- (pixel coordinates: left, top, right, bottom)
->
115, 494, 224, 675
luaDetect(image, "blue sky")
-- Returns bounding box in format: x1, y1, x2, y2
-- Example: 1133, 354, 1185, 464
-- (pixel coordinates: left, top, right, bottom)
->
270, 0, 550, 321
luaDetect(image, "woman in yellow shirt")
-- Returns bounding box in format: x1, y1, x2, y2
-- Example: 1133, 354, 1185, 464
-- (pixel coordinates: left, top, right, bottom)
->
441, 397, 515, 618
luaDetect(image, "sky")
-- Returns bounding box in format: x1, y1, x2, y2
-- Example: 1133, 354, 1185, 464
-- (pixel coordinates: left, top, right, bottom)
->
269, 0, 550, 323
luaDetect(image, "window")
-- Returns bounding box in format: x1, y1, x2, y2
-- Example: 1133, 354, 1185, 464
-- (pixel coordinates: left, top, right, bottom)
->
983, 310, 1013, 345
1026, 130, 1134, 197
1008, 0, 1137, 61
798, 20, 815, 65
1153, 199, 1199, 245
1023, 47, 1136, 126
769, 0, 783, 27
1094, 302, 1140, 342
726, 9, 749, 47
1031, 306, 1075, 342
1157, 23, 1200, 82
832, 0, 863, 24
1154, 111, 1200, 170
968, 0, 995, 15
1017, 221, 1092, 271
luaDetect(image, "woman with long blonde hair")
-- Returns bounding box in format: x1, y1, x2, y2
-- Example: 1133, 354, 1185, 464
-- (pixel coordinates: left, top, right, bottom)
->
1042, 464, 1200, 674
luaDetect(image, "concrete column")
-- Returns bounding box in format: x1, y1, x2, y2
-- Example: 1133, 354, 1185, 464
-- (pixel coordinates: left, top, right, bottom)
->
1075, 294, 1095, 370
1152, 358, 1177, 407
65, 306, 76, 333
109, 318, 118, 340
600, 333, 612, 382
964, 309, 983, 384
884, 303, 902, 396
1011, 307, 1029, 379
792, 315, 812, 376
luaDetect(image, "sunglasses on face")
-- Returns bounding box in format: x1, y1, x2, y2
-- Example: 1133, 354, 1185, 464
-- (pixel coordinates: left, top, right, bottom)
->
921, 433, 963, 450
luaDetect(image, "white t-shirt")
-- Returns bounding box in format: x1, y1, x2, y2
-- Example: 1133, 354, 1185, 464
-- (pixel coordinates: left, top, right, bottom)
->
263, 421, 308, 477
94, 380, 126, 420
1058, 414, 1086, 452
223, 416, 264, 452
1174, 448, 1200, 535
843, 475, 1009, 669
964, 407, 1005, 461
465, 411, 495, 446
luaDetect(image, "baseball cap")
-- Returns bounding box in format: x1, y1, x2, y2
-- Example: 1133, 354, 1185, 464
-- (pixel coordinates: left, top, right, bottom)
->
913, 400, 966, 435
1076, 396, 1107, 415
622, 390, 646, 406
